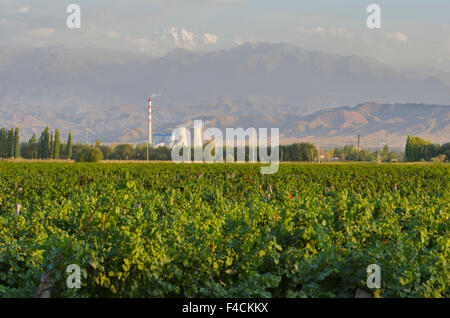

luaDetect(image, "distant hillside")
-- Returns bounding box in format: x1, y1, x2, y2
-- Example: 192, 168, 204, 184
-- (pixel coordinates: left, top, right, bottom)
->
279, 102, 450, 148
167, 102, 449, 149
1, 101, 448, 148
1, 43, 450, 145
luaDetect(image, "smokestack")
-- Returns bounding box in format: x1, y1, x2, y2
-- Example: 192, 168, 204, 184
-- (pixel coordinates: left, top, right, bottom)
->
358, 135, 361, 152
148, 98, 152, 147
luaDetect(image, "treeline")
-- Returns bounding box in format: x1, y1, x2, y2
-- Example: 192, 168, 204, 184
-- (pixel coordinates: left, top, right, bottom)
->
91, 142, 317, 162
100, 143, 171, 161
93, 142, 406, 163
68, 142, 317, 162
64, 138, 450, 163
5, 127, 449, 163
331, 144, 403, 162
68, 142, 169, 162
405, 136, 449, 162
0, 127, 20, 158
20, 127, 73, 159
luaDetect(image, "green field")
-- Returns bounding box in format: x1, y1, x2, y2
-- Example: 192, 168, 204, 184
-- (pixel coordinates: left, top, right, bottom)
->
0, 162, 449, 297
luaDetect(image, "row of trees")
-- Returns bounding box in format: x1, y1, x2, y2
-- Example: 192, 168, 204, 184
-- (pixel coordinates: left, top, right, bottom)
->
331, 144, 403, 162
63, 138, 450, 163
280, 143, 318, 162
3, 127, 448, 163
0, 127, 20, 158
20, 128, 73, 160
90, 142, 318, 162
405, 136, 449, 162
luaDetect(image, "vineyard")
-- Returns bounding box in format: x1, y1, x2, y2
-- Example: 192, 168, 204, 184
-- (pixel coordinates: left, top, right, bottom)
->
0, 162, 448, 298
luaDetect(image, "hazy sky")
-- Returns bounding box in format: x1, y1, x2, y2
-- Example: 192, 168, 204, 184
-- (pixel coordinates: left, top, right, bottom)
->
1, 0, 450, 67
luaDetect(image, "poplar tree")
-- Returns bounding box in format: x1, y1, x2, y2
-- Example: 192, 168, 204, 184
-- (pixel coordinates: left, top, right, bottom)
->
14, 127, 20, 158
54, 129, 60, 159
42, 127, 50, 159
38, 133, 43, 159
50, 131, 54, 159
67, 131, 73, 159
4, 128, 7, 158
405, 136, 411, 162
29, 133, 37, 159
0, 128, 6, 158
1, 128, 5, 158
7, 129, 14, 158
0, 128, 4, 158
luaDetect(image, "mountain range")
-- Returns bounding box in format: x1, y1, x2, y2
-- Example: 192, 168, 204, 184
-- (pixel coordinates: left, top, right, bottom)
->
0, 42, 449, 147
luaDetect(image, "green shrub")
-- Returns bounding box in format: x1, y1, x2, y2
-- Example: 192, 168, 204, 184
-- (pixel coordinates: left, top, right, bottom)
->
74, 146, 103, 162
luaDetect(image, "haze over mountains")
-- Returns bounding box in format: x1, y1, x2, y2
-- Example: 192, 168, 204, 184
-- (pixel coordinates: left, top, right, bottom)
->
0, 42, 449, 147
